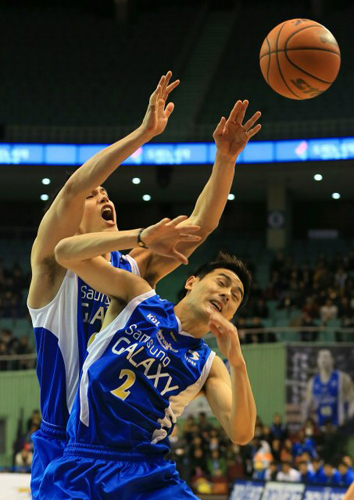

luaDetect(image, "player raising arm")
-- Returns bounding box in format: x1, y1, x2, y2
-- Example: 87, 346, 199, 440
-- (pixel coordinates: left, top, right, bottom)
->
131, 99, 261, 286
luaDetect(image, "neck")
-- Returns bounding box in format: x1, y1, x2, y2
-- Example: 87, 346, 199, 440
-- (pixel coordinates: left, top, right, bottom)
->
174, 298, 210, 338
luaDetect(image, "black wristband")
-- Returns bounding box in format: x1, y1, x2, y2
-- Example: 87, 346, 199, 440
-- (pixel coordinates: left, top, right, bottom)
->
137, 228, 148, 249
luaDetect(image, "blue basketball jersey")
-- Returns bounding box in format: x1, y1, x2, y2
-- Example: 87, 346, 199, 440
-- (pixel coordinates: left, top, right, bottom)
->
67, 289, 215, 455
313, 370, 344, 426
28, 251, 139, 428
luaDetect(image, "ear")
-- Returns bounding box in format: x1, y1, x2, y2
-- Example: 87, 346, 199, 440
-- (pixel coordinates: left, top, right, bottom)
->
185, 275, 199, 293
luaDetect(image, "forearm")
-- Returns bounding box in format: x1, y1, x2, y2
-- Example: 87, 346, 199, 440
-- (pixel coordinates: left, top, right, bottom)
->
189, 152, 235, 233
55, 230, 141, 264
67, 126, 151, 197
229, 361, 257, 444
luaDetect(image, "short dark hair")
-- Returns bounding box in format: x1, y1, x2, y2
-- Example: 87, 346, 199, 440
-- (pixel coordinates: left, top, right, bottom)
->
192, 251, 252, 308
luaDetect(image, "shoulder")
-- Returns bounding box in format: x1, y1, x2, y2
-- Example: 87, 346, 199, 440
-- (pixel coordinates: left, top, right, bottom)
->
207, 355, 230, 383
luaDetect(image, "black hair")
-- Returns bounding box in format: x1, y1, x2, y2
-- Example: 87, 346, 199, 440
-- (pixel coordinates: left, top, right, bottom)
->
192, 251, 252, 308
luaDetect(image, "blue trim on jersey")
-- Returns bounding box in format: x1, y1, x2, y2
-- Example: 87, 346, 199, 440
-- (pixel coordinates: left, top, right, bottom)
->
34, 327, 69, 427
68, 292, 214, 456
76, 250, 133, 366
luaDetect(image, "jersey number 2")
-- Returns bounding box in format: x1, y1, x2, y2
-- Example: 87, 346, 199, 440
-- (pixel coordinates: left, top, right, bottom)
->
111, 369, 136, 401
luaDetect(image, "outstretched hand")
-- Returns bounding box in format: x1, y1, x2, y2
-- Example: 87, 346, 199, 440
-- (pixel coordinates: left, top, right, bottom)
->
208, 308, 245, 368
213, 100, 262, 163
141, 71, 180, 138
140, 216, 201, 265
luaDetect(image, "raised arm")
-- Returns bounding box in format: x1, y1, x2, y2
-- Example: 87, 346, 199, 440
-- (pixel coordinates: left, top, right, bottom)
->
132, 100, 262, 285
55, 216, 201, 268
203, 310, 257, 445
29, 71, 179, 307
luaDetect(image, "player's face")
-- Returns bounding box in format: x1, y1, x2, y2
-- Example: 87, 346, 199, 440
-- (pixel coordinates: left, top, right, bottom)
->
185, 268, 244, 322
79, 187, 118, 234
317, 350, 334, 371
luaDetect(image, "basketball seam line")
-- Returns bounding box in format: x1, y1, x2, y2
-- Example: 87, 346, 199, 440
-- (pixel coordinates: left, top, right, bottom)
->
259, 47, 340, 61
266, 37, 271, 84
275, 21, 301, 99
284, 49, 334, 85
284, 27, 339, 85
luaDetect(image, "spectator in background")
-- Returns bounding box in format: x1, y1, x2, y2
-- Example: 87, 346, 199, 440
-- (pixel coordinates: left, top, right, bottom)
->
300, 312, 318, 342
23, 423, 40, 453
190, 448, 208, 478
320, 299, 338, 324
311, 457, 327, 484
183, 415, 197, 442
198, 412, 212, 433
247, 317, 265, 344
342, 455, 354, 470
337, 461, 354, 487
253, 298, 269, 319
278, 291, 295, 312
293, 429, 317, 460
16, 336, 34, 370
235, 317, 248, 344
270, 413, 288, 442
298, 461, 315, 484
1, 328, 18, 355
302, 296, 320, 320
14, 444, 33, 473
207, 449, 227, 477
335, 267, 348, 291
270, 439, 281, 463
323, 463, 341, 485
276, 461, 301, 482
265, 461, 279, 481
280, 439, 294, 463
27, 409, 41, 432
0, 341, 8, 370
262, 425, 273, 445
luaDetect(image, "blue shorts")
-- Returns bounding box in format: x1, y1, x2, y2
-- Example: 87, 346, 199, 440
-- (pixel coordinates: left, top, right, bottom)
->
39, 443, 199, 500
31, 420, 67, 500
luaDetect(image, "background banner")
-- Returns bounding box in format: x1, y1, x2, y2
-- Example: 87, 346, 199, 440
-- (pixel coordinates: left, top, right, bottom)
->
285, 344, 354, 431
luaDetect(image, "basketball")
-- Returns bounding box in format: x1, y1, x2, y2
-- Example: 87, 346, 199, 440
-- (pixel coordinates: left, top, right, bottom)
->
260, 19, 341, 99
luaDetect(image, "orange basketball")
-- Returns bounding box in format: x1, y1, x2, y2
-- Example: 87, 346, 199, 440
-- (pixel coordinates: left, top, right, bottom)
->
260, 19, 341, 99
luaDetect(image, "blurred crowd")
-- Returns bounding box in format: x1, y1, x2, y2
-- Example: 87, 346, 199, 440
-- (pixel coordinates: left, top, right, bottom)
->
9, 408, 354, 493
1, 252, 354, 367
11, 409, 41, 473
0, 260, 29, 319
0, 328, 35, 370
168, 412, 354, 495
235, 251, 354, 344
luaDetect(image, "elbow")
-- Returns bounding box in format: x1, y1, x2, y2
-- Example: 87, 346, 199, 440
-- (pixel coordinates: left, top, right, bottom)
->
231, 431, 254, 446
230, 425, 255, 446
201, 219, 219, 235
196, 223, 218, 240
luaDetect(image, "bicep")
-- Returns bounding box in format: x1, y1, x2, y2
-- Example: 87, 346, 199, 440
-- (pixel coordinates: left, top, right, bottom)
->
32, 184, 85, 265
69, 256, 151, 302
204, 357, 232, 432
